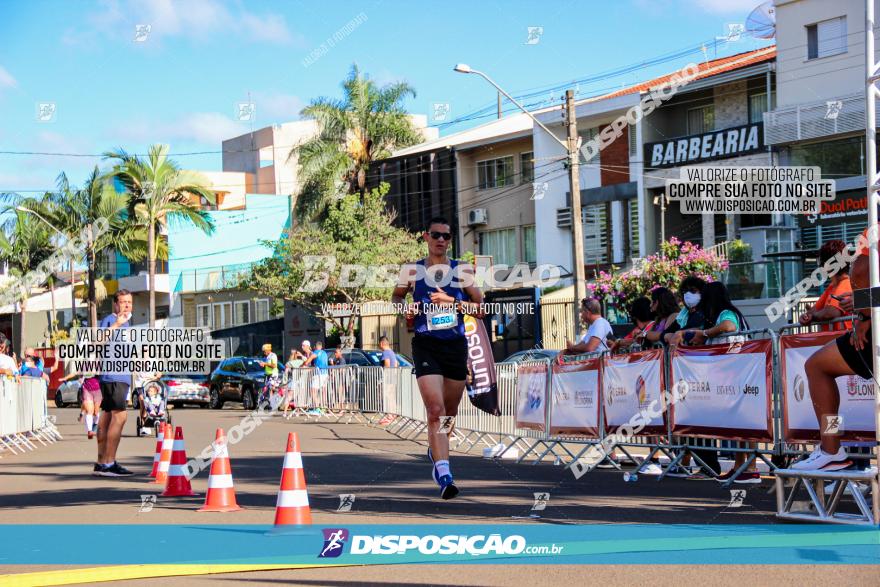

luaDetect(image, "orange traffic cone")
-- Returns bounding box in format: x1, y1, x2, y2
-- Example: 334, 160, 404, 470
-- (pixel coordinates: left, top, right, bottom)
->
149, 424, 165, 478
152, 423, 174, 485
273, 432, 312, 526
162, 426, 197, 497
198, 428, 242, 512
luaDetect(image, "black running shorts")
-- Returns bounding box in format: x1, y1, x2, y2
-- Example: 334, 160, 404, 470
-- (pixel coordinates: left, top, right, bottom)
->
100, 381, 130, 412
412, 335, 468, 381
836, 326, 874, 380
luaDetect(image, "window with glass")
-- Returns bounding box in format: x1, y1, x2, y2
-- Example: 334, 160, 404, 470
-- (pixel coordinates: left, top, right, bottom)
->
687, 105, 715, 135
790, 136, 865, 179
579, 127, 600, 163
255, 299, 270, 322
477, 156, 515, 189
807, 16, 847, 60
748, 92, 769, 124
479, 228, 517, 266
196, 304, 211, 328
234, 301, 250, 325
522, 225, 537, 264
520, 152, 534, 183
213, 302, 232, 329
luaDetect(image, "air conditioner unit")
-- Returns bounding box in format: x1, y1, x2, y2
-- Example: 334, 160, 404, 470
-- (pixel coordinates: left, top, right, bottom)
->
468, 208, 488, 226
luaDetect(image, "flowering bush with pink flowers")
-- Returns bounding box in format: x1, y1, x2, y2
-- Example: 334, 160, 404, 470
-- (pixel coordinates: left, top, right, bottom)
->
586, 237, 728, 310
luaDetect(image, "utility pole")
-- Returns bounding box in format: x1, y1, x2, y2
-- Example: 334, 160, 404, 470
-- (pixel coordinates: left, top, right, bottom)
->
565, 89, 586, 336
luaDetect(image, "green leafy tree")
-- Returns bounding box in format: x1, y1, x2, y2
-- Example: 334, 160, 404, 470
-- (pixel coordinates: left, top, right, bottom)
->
290, 64, 423, 221
242, 184, 424, 341
0, 210, 55, 353
104, 145, 216, 326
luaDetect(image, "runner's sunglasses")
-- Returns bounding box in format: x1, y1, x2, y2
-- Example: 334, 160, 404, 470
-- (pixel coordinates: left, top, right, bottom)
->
428, 231, 452, 241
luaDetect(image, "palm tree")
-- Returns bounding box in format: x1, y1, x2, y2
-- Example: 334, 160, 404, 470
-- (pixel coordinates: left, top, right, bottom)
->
104, 145, 216, 326
290, 64, 424, 221
0, 210, 55, 354
44, 168, 163, 327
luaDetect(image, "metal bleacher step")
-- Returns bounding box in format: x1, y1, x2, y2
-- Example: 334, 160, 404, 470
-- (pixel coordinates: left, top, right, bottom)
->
774, 467, 879, 526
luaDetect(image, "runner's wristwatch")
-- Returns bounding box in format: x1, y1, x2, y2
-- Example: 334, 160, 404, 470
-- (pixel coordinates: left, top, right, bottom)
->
855, 312, 871, 322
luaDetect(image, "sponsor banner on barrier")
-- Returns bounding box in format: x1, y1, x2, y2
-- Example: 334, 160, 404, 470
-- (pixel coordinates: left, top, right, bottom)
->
515, 363, 548, 431
549, 358, 601, 437
602, 349, 666, 434
780, 332, 877, 442
464, 315, 501, 416
670, 339, 773, 441
0, 524, 877, 566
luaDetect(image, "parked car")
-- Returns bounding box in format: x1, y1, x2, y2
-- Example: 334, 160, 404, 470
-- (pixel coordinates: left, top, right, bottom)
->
207, 357, 266, 410
159, 373, 211, 408
324, 348, 413, 367
500, 349, 559, 364
55, 378, 83, 408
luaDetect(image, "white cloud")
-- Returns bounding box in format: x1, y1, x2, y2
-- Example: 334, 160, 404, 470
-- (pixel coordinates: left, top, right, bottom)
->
254, 93, 304, 123
117, 112, 246, 145
65, 0, 303, 46
688, 0, 762, 15
0, 65, 18, 92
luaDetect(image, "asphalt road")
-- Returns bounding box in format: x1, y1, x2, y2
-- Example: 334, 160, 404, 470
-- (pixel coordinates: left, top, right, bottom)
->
1, 406, 877, 586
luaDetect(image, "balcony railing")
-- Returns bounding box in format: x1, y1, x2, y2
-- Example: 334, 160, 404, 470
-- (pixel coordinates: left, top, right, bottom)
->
174, 262, 256, 293
763, 92, 864, 145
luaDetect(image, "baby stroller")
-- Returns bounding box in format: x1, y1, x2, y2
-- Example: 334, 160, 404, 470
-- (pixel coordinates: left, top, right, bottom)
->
136, 379, 171, 437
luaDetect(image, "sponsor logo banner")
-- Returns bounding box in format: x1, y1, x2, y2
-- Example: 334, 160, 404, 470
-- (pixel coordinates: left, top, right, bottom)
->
515, 364, 548, 431
603, 350, 665, 430
550, 359, 601, 436
780, 332, 876, 441
670, 340, 772, 440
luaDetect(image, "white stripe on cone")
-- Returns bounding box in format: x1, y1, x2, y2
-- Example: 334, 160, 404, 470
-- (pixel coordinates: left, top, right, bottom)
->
172, 440, 186, 451
283, 452, 303, 469
276, 489, 309, 508
158, 460, 170, 472
207, 474, 234, 489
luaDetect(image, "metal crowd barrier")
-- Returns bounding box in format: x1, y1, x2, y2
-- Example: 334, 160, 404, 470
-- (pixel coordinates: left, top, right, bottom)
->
0, 376, 62, 456
276, 323, 877, 523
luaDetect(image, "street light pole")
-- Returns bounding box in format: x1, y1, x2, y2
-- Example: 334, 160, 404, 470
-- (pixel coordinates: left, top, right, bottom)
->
453, 65, 587, 337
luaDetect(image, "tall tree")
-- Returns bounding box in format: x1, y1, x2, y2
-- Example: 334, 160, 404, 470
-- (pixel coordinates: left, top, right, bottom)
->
242, 184, 424, 343
290, 64, 423, 221
44, 168, 164, 326
104, 145, 216, 326
0, 210, 55, 354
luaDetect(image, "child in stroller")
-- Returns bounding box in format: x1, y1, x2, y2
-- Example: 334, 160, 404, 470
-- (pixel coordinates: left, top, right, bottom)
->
136, 379, 171, 436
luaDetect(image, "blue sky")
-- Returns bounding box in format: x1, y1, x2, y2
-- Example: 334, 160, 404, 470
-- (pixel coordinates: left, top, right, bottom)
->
0, 0, 772, 194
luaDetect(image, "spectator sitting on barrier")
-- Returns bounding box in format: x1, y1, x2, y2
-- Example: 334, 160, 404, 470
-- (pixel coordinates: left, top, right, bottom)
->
688, 282, 760, 484
560, 298, 614, 359
611, 297, 654, 352
799, 239, 853, 332
665, 276, 707, 347
643, 287, 681, 345
792, 227, 874, 471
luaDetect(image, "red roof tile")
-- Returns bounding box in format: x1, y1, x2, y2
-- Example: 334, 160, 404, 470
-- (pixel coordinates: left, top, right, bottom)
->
594, 46, 776, 102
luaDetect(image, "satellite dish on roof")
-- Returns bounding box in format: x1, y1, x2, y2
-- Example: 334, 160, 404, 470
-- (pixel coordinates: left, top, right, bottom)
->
746, 1, 776, 39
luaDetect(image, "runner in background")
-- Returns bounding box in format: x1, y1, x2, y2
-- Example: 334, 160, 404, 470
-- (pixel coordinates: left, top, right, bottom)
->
392, 217, 484, 500
257, 343, 279, 408
799, 240, 853, 332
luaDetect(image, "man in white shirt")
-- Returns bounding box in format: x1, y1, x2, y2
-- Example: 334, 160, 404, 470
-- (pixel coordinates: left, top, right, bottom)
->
560, 298, 614, 357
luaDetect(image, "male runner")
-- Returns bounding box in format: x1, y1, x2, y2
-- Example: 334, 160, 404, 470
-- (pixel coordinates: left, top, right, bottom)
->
392, 217, 483, 499
94, 289, 135, 477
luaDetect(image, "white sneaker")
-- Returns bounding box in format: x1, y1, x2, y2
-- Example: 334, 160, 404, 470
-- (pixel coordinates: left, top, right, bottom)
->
790, 447, 851, 471
638, 462, 663, 476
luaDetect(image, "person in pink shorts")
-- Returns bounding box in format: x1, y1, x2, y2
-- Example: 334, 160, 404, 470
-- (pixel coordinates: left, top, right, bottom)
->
80, 376, 101, 439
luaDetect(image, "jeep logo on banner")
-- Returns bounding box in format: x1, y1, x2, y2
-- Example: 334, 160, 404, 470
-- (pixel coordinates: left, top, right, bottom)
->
645, 122, 764, 169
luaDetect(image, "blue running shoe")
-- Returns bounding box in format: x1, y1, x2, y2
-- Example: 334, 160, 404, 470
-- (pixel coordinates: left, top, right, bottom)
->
438, 474, 459, 500
428, 448, 440, 485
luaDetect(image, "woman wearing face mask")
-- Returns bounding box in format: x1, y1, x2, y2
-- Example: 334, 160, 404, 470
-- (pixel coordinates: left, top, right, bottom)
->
664, 276, 707, 346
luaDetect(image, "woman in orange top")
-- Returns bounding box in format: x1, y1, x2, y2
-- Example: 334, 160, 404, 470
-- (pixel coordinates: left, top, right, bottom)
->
798, 240, 852, 332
